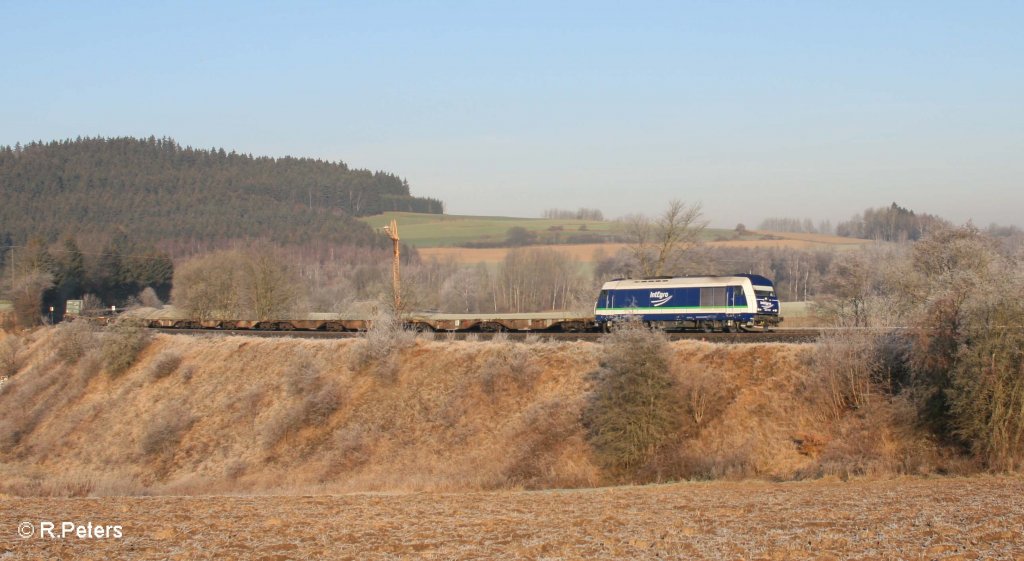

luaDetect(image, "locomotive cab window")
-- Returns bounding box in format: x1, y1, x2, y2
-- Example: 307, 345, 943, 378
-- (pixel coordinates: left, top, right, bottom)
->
730, 286, 747, 306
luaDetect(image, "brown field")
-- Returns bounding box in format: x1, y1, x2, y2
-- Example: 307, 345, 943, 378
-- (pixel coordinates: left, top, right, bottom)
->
3, 476, 1023, 560
419, 233, 868, 264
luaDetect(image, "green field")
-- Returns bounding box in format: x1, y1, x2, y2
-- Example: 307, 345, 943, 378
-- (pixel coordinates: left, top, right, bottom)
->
360, 212, 744, 248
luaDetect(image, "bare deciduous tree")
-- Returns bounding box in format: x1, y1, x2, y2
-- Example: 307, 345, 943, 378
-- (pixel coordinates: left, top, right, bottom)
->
493, 248, 588, 313
173, 245, 301, 320
172, 250, 247, 319
625, 200, 707, 277
7, 270, 54, 327
246, 248, 301, 321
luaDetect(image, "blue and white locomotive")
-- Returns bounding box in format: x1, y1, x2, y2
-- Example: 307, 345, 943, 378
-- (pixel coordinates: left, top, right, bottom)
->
594, 274, 782, 332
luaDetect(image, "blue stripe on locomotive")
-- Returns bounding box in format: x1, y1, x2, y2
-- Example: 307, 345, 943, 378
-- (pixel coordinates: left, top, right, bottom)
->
595, 286, 748, 309
594, 285, 754, 324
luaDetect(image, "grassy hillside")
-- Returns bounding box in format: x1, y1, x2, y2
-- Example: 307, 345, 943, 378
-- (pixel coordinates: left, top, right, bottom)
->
360, 211, 761, 248
360, 212, 622, 247
361, 212, 868, 252
0, 327, 951, 496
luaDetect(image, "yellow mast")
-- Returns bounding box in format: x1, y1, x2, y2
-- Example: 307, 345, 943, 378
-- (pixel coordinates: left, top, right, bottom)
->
383, 219, 400, 311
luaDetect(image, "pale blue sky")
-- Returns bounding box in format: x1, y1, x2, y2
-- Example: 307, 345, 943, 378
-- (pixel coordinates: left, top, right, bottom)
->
2, 1, 1022, 227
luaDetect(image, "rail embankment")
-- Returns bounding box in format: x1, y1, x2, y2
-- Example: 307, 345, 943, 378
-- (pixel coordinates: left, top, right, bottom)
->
0, 326, 961, 496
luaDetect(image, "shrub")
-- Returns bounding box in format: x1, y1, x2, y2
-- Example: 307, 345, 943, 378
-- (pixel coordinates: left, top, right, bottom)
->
304, 384, 342, 425
147, 351, 182, 381
677, 366, 732, 430
9, 270, 54, 327
75, 350, 104, 384
583, 323, 682, 480
284, 357, 322, 396
0, 418, 23, 452
480, 344, 541, 397
260, 374, 342, 450
140, 405, 194, 457
946, 278, 1024, 471
329, 424, 376, 473
0, 336, 23, 377
808, 330, 882, 420
138, 287, 164, 309
901, 233, 1024, 470
101, 318, 152, 377
53, 319, 99, 364
225, 460, 248, 481
348, 308, 415, 377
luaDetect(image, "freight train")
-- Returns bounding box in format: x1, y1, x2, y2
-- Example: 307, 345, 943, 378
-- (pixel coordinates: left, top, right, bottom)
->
76, 275, 782, 333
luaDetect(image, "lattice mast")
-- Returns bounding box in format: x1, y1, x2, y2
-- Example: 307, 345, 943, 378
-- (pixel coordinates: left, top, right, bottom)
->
383, 219, 401, 311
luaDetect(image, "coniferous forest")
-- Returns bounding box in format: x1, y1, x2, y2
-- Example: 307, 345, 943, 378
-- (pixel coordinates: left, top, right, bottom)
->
0, 136, 442, 248
0, 136, 443, 321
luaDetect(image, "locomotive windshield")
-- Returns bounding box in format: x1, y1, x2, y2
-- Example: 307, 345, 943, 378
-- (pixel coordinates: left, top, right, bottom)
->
755, 289, 776, 299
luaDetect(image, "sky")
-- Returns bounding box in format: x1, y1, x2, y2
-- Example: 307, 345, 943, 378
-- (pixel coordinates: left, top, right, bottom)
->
2, 1, 1022, 228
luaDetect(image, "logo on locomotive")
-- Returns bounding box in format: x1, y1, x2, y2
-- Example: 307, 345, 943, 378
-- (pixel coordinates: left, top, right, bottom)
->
650, 291, 672, 306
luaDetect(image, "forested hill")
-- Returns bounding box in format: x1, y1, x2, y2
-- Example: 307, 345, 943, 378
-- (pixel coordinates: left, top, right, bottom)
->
0, 136, 443, 247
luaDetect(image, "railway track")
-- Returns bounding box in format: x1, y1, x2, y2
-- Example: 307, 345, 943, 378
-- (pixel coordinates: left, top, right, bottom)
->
154, 328, 822, 344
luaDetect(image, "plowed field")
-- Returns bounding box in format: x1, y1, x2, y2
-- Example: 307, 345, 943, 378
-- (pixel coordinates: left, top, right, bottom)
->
4, 477, 1023, 560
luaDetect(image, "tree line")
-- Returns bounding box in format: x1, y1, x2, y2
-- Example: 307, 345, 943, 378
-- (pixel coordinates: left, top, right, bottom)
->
835, 202, 949, 241
1, 233, 173, 326
758, 217, 834, 235
761, 203, 955, 242
541, 208, 605, 221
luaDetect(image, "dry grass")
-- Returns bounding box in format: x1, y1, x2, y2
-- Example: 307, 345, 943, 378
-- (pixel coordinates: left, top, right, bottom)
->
2, 477, 1023, 559
0, 335, 22, 378
0, 324, 1016, 558
0, 326, 977, 498
140, 404, 195, 457
145, 351, 182, 381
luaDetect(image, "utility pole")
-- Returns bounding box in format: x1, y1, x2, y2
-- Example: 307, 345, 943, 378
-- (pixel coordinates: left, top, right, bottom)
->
383, 219, 401, 311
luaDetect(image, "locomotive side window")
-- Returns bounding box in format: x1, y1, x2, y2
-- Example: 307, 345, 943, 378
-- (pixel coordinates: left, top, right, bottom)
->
700, 286, 727, 307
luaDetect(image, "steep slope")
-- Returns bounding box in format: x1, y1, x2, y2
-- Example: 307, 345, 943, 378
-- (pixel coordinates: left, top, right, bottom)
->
0, 328, 949, 496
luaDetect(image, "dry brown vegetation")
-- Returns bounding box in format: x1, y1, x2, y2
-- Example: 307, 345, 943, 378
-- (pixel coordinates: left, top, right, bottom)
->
1, 325, 1021, 558
0, 326, 972, 498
